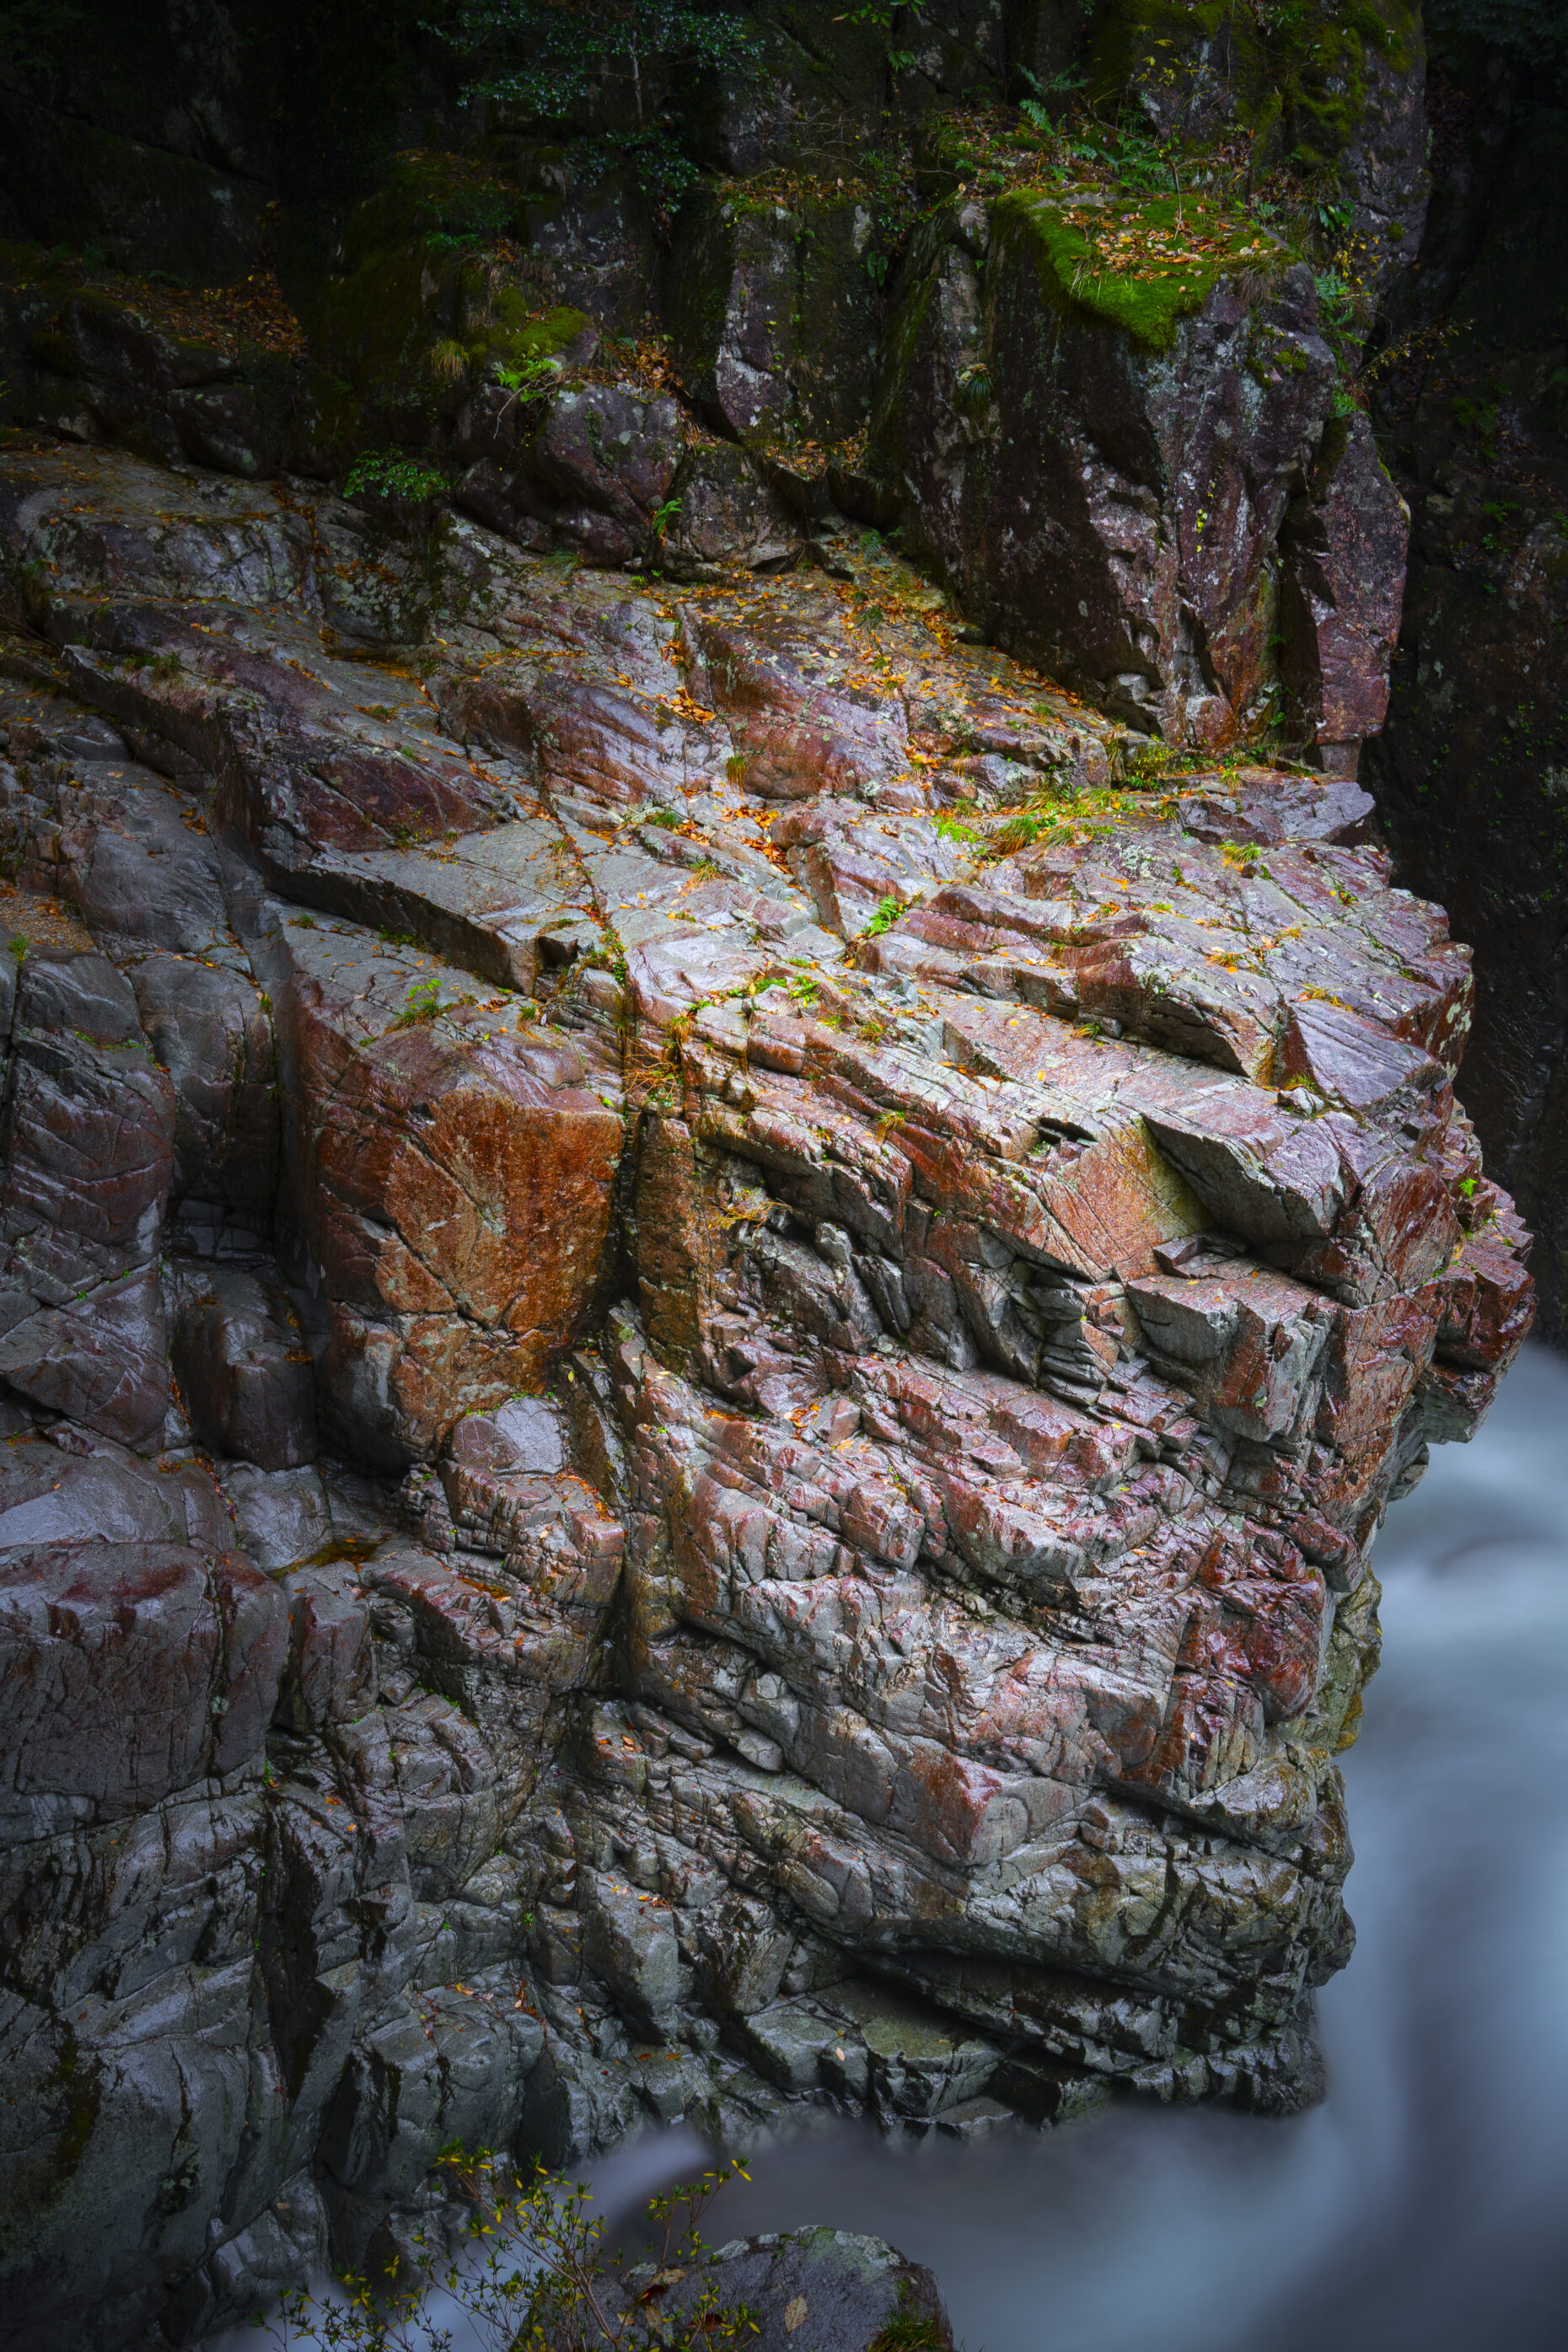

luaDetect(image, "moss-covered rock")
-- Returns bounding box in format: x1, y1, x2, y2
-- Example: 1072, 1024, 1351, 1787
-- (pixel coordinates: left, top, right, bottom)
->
1089, 0, 1417, 164
282, 151, 602, 460
1087, 1, 1429, 286
994, 181, 1287, 352
864, 188, 1369, 748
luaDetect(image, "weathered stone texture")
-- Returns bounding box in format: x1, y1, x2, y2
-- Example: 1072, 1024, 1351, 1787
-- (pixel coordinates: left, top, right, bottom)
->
0, 257, 1530, 2351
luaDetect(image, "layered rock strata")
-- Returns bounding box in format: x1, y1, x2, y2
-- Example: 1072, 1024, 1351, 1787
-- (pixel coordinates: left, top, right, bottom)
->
0, 439, 1531, 2349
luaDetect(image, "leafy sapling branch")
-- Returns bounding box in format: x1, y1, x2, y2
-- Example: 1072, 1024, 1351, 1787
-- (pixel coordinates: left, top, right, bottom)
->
434, 3, 760, 214
257, 2151, 758, 2351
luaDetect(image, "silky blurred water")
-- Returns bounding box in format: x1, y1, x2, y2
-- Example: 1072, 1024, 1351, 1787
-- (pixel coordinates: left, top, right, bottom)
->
223, 1343, 1568, 2352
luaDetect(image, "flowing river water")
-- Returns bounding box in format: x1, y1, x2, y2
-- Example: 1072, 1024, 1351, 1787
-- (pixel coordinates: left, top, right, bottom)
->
222, 1341, 1568, 2352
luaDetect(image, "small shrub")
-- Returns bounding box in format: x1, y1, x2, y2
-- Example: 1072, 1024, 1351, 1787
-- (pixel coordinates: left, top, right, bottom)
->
256, 2151, 757, 2351
863, 895, 905, 937
492, 352, 563, 401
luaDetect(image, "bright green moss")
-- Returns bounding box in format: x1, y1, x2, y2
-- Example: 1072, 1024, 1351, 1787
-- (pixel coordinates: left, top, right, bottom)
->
996, 187, 1283, 352
474, 299, 593, 382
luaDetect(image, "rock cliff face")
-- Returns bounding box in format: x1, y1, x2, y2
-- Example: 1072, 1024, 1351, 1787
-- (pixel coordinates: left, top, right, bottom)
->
0, 438, 1530, 2348
0, 7, 1541, 2348
1364, 41, 1568, 1342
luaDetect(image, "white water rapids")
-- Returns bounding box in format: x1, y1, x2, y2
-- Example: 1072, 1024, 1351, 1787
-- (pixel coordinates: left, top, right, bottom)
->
223, 1341, 1568, 2351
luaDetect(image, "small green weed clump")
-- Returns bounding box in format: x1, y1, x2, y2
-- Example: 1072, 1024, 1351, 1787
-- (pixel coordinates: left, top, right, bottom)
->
932, 810, 980, 843
343, 451, 448, 506
395, 979, 443, 1027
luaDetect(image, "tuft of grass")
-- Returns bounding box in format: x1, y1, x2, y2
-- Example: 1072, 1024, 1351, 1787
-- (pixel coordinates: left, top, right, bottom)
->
869, 2277, 953, 2352
863, 895, 905, 937
428, 337, 470, 386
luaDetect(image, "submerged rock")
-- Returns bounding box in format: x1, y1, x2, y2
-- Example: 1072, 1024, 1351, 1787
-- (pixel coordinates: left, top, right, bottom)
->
628, 2226, 955, 2351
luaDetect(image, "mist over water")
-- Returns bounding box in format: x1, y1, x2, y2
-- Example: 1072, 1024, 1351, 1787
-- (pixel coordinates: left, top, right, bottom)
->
223, 1345, 1568, 2352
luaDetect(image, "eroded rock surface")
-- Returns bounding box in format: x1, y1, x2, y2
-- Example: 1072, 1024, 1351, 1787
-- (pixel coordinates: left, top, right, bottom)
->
0, 434, 1530, 2351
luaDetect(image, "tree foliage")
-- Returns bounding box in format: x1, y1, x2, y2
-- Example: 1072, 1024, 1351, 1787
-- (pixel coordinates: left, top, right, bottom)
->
431, 1, 760, 212
258, 2152, 757, 2352
0, 0, 79, 67
435, 1, 756, 127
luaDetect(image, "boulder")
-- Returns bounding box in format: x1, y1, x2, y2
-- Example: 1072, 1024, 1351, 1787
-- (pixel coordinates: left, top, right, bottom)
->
632, 2228, 954, 2352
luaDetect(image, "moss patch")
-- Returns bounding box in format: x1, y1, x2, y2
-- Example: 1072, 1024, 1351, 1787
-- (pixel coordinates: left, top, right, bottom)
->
343, 149, 522, 269
1090, 0, 1419, 175
997, 186, 1283, 351
475, 296, 591, 379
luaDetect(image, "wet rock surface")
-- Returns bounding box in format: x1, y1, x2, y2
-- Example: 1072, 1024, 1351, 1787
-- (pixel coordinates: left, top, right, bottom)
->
0, 431, 1531, 2349
627, 2226, 954, 2352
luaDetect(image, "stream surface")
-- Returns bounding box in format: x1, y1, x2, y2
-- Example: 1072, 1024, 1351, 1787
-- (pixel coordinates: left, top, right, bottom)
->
224, 1343, 1568, 2352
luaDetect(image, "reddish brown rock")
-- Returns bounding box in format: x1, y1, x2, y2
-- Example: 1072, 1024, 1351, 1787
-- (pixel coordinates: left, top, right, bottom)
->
276, 922, 624, 1465
1281, 412, 1410, 774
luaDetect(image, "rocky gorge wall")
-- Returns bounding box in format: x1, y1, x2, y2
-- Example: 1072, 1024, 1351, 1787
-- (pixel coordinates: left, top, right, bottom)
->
0, 7, 1543, 2347
1365, 25, 1568, 1342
